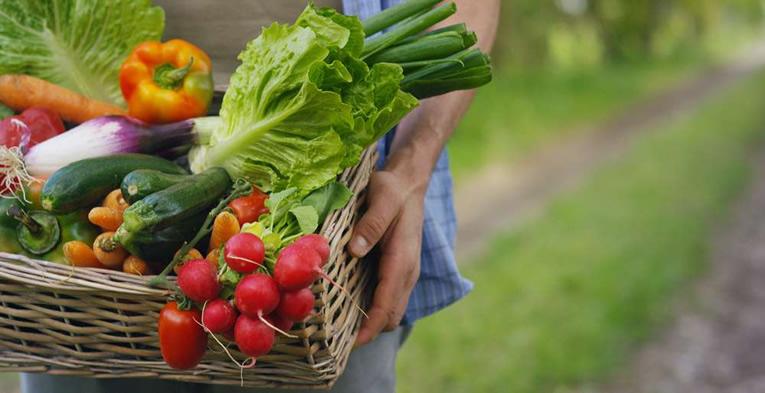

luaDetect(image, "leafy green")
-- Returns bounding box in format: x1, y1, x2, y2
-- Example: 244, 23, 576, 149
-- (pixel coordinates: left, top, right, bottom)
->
289, 206, 319, 234
189, 4, 418, 193
0, 103, 12, 120
257, 181, 352, 251
0, 0, 165, 106
302, 181, 352, 222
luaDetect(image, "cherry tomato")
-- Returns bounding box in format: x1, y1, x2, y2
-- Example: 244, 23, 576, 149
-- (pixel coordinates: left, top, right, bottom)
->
158, 302, 208, 370
228, 188, 269, 225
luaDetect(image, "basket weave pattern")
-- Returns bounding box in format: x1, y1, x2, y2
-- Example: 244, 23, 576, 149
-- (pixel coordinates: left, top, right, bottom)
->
0, 147, 378, 389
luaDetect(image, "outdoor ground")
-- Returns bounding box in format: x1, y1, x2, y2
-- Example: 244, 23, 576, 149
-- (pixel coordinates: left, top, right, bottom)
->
397, 40, 765, 392
599, 122, 765, 393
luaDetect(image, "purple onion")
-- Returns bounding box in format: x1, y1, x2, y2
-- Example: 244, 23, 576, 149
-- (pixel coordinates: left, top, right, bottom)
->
24, 116, 198, 177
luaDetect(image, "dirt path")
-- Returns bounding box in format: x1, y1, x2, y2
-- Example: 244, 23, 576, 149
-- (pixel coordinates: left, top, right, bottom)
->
596, 144, 765, 393
453, 39, 765, 262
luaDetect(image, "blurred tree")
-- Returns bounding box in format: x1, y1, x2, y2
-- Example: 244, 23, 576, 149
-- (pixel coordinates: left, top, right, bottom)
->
587, 0, 666, 61
494, 0, 764, 68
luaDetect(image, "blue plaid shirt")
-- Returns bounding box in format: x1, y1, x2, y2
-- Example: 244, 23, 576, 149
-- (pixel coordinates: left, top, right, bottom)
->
343, 0, 473, 325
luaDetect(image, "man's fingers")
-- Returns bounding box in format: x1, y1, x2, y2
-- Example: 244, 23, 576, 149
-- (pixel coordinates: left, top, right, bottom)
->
355, 203, 423, 346
355, 305, 390, 347
349, 174, 402, 257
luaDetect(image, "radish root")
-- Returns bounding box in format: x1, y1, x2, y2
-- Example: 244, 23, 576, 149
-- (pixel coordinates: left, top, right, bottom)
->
0, 144, 36, 203
227, 255, 264, 269
258, 311, 297, 338
196, 304, 256, 387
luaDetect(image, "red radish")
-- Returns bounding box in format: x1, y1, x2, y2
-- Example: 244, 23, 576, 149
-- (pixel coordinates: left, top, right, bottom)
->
235, 273, 280, 318
274, 245, 368, 319
223, 328, 236, 341
273, 244, 322, 291
276, 288, 315, 322
293, 234, 330, 266
177, 259, 220, 302
224, 233, 265, 273
267, 313, 294, 332
202, 299, 237, 334
234, 315, 275, 357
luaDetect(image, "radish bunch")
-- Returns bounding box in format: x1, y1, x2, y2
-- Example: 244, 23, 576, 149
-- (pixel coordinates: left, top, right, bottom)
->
175, 232, 330, 359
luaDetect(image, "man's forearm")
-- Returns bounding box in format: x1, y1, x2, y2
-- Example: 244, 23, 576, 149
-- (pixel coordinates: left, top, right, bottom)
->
386, 0, 501, 189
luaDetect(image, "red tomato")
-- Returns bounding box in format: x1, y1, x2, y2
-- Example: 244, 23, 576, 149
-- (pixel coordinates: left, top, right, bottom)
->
158, 302, 208, 370
0, 108, 64, 149
0, 116, 29, 148
20, 107, 64, 146
228, 187, 269, 225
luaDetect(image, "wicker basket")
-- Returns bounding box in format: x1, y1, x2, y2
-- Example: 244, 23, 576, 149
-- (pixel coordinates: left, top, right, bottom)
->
0, 147, 378, 389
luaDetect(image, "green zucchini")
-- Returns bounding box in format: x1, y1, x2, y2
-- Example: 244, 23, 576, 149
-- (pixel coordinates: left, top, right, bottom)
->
116, 167, 231, 246
121, 170, 191, 204
122, 213, 208, 269
42, 154, 186, 214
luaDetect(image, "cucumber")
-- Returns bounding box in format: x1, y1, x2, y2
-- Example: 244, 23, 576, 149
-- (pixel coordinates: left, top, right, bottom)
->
121, 170, 191, 204
116, 167, 230, 244
42, 154, 186, 214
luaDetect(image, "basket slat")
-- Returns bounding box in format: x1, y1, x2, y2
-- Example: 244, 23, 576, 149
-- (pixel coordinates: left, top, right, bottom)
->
0, 147, 378, 389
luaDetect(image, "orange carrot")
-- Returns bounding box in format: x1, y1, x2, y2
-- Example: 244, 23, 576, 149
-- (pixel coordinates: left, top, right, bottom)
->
63, 241, 105, 268
0, 75, 126, 123
209, 211, 240, 250
93, 232, 128, 268
102, 189, 129, 212
88, 207, 123, 231
26, 180, 44, 208
207, 247, 222, 268
123, 256, 151, 275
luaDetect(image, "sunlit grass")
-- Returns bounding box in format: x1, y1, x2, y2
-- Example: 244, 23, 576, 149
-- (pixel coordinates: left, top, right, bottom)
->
448, 58, 702, 180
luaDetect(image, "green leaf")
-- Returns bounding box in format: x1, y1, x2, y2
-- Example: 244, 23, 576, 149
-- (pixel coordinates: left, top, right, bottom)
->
265, 187, 298, 213
302, 181, 353, 222
0, 0, 164, 106
289, 205, 319, 234
264, 187, 298, 225
0, 103, 12, 120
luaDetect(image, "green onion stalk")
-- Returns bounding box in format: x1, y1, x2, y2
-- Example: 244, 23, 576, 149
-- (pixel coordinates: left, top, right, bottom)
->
360, 0, 493, 99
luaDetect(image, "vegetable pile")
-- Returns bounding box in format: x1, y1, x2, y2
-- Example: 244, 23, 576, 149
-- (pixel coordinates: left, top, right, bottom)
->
0, 0, 492, 372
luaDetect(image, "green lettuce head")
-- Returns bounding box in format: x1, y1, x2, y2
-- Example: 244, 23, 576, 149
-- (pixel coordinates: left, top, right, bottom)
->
189, 5, 418, 194
0, 0, 165, 106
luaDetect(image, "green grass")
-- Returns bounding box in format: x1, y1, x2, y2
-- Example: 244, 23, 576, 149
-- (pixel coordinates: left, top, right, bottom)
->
448, 59, 701, 180
398, 70, 765, 393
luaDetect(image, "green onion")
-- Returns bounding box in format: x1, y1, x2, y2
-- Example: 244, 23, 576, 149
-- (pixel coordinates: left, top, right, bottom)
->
401, 48, 483, 84
362, 3, 457, 59
396, 23, 468, 46
398, 58, 464, 71
403, 71, 493, 99
361, 0, 442, 36
367, 31, 474, 64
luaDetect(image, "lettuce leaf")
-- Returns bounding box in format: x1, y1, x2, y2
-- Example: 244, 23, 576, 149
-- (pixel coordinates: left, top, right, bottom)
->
189, 5, 418, 194
0, 0, 164, 106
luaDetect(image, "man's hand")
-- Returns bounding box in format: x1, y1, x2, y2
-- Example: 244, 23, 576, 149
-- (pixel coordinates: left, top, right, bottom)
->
350, 168, 426, 346
348, 0, 500, 347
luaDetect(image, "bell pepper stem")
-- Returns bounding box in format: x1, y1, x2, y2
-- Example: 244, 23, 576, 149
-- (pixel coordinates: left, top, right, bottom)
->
7, 205, 40, 234
148, 179, 253, 289
154, 57, 195, 90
